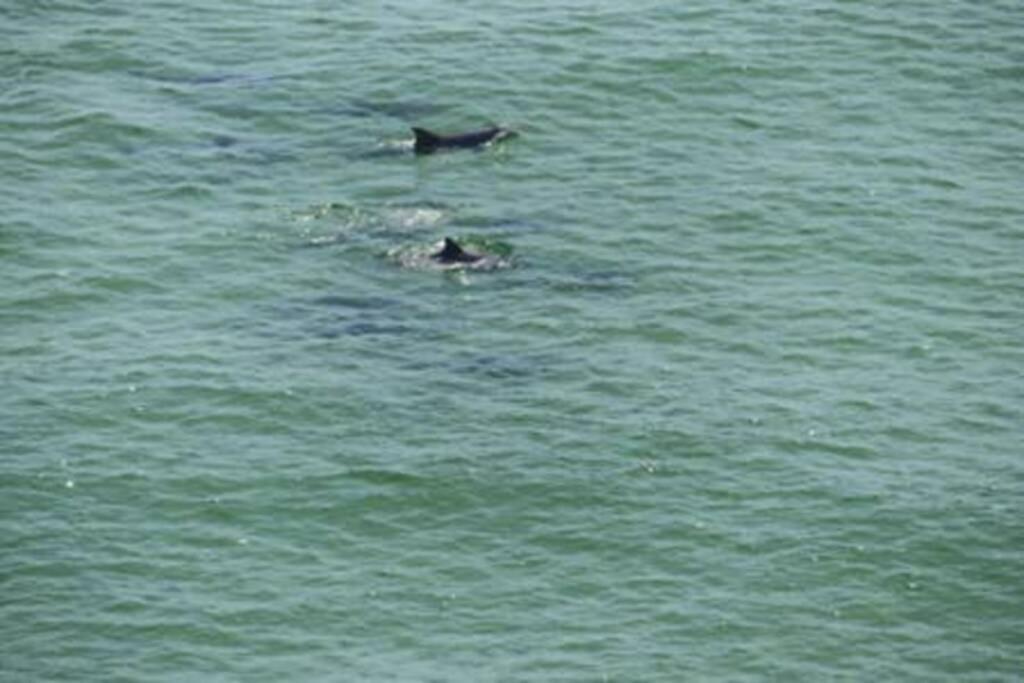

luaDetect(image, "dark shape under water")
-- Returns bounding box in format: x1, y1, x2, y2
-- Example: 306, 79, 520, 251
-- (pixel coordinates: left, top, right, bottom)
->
345, 99, 449, 120
431, 237, 483, 264
211, 134, 238, 148
412, 126, 514, 154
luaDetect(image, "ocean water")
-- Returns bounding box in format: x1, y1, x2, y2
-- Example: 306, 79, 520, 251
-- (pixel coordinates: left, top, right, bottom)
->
2, 1, 1023, 680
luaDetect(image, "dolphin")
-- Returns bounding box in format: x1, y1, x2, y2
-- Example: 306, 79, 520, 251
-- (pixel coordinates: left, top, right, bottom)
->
389, 237, 511, 271
412, 126, 514, 154
430, 237, 483, 264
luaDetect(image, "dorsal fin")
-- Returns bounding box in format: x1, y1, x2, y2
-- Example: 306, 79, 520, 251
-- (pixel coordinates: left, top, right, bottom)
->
411, 127, 442, 154
435, 237, 466, 261
432, 237, 480, 263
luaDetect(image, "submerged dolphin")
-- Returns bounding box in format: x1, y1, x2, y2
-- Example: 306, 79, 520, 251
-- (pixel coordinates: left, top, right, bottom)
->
412, 126, 514, 154
431, 237, 482, 264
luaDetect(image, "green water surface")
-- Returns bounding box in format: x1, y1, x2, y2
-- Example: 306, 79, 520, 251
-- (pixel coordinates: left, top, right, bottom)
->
3, 2, 1022, 680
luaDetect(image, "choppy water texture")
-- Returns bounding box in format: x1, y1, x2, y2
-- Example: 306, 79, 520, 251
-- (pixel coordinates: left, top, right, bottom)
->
3, 2, 1023, 680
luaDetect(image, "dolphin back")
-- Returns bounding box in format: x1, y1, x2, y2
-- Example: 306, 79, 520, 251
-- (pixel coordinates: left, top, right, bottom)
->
412, 127, 443, 154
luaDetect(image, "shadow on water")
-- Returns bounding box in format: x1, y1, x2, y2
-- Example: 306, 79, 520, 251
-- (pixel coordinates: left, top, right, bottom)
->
131, 70, 293, 88
355, 144, 412, 160
402, 352, 559, 382
539, 269, 635, 295
133, 68, 445, 120
311, 294, 402, 310
328, 99, 450, 122
251, 292, 425, 344
318, 320, 413, 338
